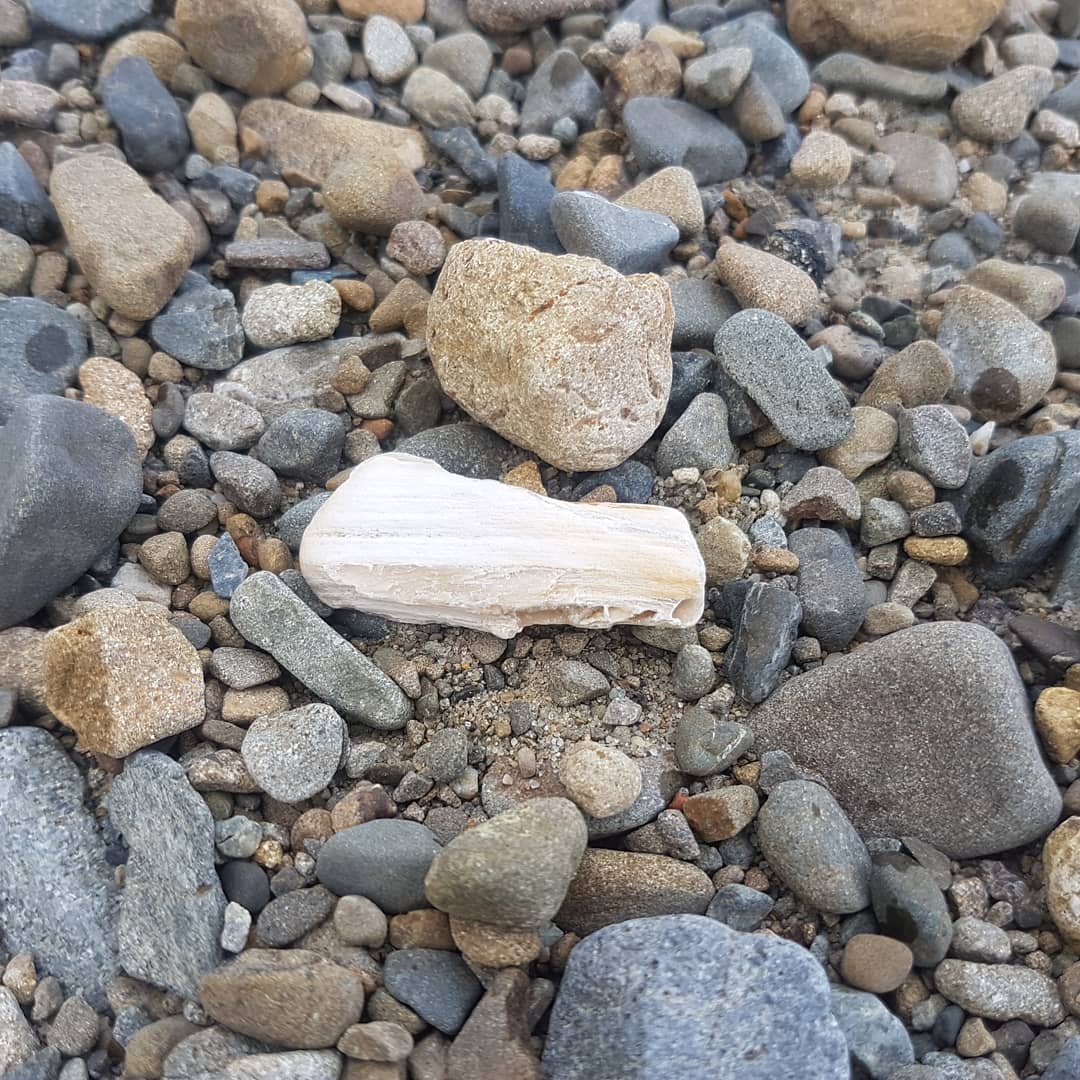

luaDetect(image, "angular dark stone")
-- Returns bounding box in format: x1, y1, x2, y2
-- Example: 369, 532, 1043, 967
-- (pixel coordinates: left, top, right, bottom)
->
788, 528, 864, 653
150, 283, 244, 371
725, 582, 801, 703
0, 141, 58, 241
101, 57, 189, 174
497, 153, 562, 254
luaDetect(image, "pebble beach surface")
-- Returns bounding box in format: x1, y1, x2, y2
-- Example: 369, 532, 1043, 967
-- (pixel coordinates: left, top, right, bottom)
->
2, 0, 1080, 1078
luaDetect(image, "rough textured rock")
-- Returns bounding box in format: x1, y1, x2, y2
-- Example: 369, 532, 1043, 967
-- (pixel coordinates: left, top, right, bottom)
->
109, 751, 226, 998
936, 285, 1057, 424
229, 571, 412, 729
0, 395, 141, 631
175, 0, 312, 95
50, 156, 194, 321
241, 704, 346, 803
427, 238, 672, 471
425, 798, 586, 927
786, 0, 1003, 68
0, 728, 118, 1009
752, 623, 1062, 858
238, 99, 425, 186
543, 915, 848, 1077
466, 0, 616, 34
200, 950, 367, 1049
789, 527, 865, 652
555, 849, 714, 935
934, 961, 1064, 1025
44, 607, 204, 758
713, 245, 821, 326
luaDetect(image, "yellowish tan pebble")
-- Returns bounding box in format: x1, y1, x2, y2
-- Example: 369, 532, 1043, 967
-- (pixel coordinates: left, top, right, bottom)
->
188, 590, 230, 620
1035, 687, 1080, 764
221, 686, 290, 724
257, 537, 292, 573
148, 351, 184, 383
903, 536, 969, 565
190, 534, 217, 579
713, 241, 820, 325
1068, 665, 1080, 691
753, 548, 800, 574
449, 917, 542, 967
1043, 816, 1080, 949
503, 460, 546, 495
44, 606, 204, 757
644, 25, 705, 58
79, 356, 154, 460
790, 130, 852, 188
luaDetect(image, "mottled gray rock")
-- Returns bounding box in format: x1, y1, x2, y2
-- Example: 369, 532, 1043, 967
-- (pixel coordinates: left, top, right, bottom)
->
674, 707, 753, 777
230, 573, 412, 728
424, 798, 586, 926
897, 406, 972, 489
950, 916, 1011, 963
184, 394, 265, 451
705, 883, 775, 930
669, 278, 739, 350
789, 528, 865, 653
550, 190, 678, 275
520, 48, 601, 135
549, 660, 609, 706
0, 729, 118, 1009
382, 950, 482, 1035
623, 97, 748, 184
755, 780, 871, 914
317, 819, 441, 914
861, 498, 911, 547
726, 582, 801, 704
209, 452, 280, 517
830, 987, 915, 1079
934, 960, 1064, 1025
1043, 1036, 1080, 1080
109, 751, 226, 998
542, 915, 848, 1078
252, 408, 346, 485
751, 623, 1062, 858
150, 284, 244, 371
870, 854, 952, 966
0, 142, 58, 242
101, 57, 188, 173
255, 886, 336, 948
161, 1026, 271, 1079
952, 431, 1080, 586
715, 310, 852, 451
0, 297, 85, 424
655, 392, 735, 477
395, 421, 513, 479
0, 987, 38, 1074
1055, 520, 1080, 604
241, 704, 346, 803
683, 47, 753, 109
275, 493, 331, 552
780, 466, 861, 526
0, 395, 140, 631
224, 1050, 341, 1080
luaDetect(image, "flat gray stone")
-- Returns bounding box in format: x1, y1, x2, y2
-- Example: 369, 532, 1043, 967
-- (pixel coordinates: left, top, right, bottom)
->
241, 704, 346, 803
715, 310, 852, 451
789, 527, 865, 653
726, 582, 802, 704
752, 622, 1062, 858
109, 751, 226, 999
703, 15, 810, 114
934, 960, 1064, 1026
813, 54, 948, 103
0, 729, 118, 1009
150, 283, 244, 371
830, 987, 915, 1079
870, 853, 953, 966
897, 405, 972, 489
229, 572, 412, 729
382, 949, 482, 1035
656, 392, 735, 477
542, 914, 848, 1078
519, 48, 601, 135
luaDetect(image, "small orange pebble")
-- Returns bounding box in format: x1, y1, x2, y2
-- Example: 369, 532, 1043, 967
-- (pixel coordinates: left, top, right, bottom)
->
503, 460, 546, 495
361, 418, 394, 440
723, 190, 748, 221
236, 534, 260, 568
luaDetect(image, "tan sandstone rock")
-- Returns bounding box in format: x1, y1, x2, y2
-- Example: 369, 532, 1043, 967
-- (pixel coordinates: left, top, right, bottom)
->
787, 0, 1003, 68
44, 606, 204, 758
427, 237, 673, 471
79, 357, 154, 461
51, 156, 194, 321
175, 0, 312, 96
712, 242, 820, 326
1043, 816, 1080, 950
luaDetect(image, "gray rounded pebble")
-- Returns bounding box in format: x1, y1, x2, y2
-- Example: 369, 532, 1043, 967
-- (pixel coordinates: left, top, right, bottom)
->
382, 949, 482, 1035
241, 704, 346, 803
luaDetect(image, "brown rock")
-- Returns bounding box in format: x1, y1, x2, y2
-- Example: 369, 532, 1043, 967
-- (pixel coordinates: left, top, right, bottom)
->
338, 1021, 413, 1062
1044, 817, 1080, 950
339, 0, 425, 20
682, 786, 759, 841
818, 407, 897, 480
615, 166, 704, 238
886, 470, 937, 511
449, 917, 542, 968
138, 532, 191, 587
903, 536, 969, 566
466, 0, 616, 34
445, 969, 541, 1080
122, 1016, 200, 1079
187, 92, 238, 165
175, 0, 312, 96
50, 156, 194, 321
79, 357, 154, 460
0, 627, 47, 713
239, 100, 426, 187
386, 221, 446, 276
861, 341, 954, 410
786, 0, 1003, 68
695, 516, 751, 586
840, 933, 913, 993
556, 849, 714, 935
606, 41, 682, 112
388, 909, 454, 951
99, 31, 189, 87
713, 242, 820, 326
200, 949, 366, 1049
964, 260, 1066, 324
427, 238, 672, 472
1035, 687, 1080, 764
44, 606, 204, 757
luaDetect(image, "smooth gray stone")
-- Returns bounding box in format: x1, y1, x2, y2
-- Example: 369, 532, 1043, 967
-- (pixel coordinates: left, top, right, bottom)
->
0, 395, 141, 630
542, 915, 848, 1078
831, 987, 915, 1079
150, 284, 244, 371
497, 152, 563, 254
656, 392, 735, 477
870, 853, 953, 966
0, 141, 58, 241
520, 48, 601, 135
0, 729, 118, 1010
109, 752, 226, 998
101, 57, 189, 173
229, 572, 412, 729
395, 422, 513, 479
382, 949, 482, 1035
0, 297, 85, 423
704, 15, 811, 113
751, 622, 1062, 859
669, 278, 740, 350
274, 493, 332, 552
952, 431, 1080, 586
1054, 519, 1080, 604
813, 53, 948, 103
789, 528, 865, 653
26, 0, 150, 41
